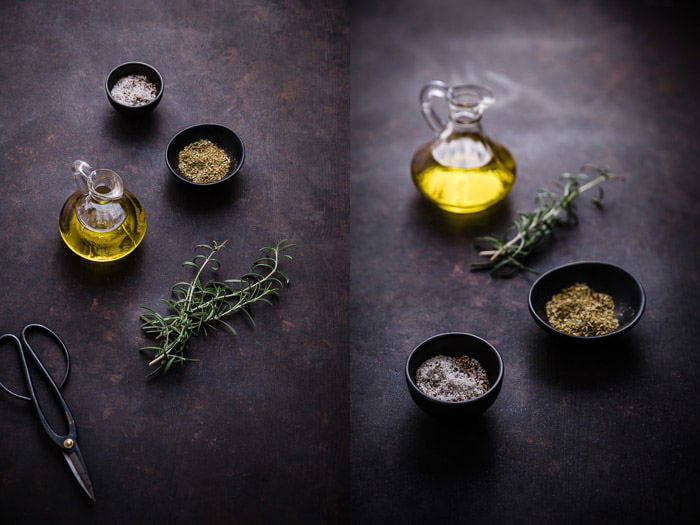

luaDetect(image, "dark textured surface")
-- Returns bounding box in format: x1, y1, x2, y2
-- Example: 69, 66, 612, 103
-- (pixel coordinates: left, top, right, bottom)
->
351, 1, 700, 523
0, 1, 348, 523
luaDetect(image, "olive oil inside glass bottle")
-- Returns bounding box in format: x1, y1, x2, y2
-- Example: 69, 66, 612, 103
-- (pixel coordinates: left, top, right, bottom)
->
411, 82, 516, 213
59, 160, 146, 262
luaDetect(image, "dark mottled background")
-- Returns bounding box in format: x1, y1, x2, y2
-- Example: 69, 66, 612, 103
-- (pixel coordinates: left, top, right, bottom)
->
0, 1, 348, 523
351, 0, 700, 523
3, 0, 700, 523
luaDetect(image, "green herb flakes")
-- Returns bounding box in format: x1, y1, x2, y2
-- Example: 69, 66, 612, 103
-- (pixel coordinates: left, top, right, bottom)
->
178, 139, 232, 184
545, 283, 619, 337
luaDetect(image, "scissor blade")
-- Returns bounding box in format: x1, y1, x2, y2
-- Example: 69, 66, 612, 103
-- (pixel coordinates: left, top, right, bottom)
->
63, 450, 96, 502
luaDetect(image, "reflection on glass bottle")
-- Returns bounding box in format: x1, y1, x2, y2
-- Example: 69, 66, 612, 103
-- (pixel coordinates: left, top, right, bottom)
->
411, 81, 516, 214
59, 160, 146, 262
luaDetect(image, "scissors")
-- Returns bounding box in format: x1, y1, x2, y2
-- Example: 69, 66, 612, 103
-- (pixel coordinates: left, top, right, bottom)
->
0, 323, 96, 502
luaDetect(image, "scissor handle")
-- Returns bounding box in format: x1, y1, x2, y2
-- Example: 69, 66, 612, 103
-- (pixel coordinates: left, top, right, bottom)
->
14, 324, 77, 449
0, 325, 70, 401
0, 334, 28, 400
21, 324, 71, 391
0, 325, 76, 447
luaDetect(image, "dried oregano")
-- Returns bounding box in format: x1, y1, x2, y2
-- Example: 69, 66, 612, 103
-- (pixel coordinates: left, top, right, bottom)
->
545, 283, 619, 336
178, 139, 232, 183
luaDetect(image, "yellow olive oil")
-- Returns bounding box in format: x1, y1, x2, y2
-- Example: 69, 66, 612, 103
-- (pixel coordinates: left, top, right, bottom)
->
59, 191, 146, 262
411, 134, 516, 214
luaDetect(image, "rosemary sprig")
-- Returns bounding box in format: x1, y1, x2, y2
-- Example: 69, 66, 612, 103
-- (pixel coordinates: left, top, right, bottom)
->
471, 165, 622, 276
140, 239, 295, 374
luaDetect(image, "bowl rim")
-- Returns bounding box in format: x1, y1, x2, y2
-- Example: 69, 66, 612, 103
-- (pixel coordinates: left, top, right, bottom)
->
405, 332, 504, 406
165, 123, 246, 186
105, 61, 164, 109
528, 260, 646, 340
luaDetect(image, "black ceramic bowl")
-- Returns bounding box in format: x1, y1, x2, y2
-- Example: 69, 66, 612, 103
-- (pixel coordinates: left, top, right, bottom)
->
529, 261, 645, 341
106, 62, 163, 116
406, 333, 504, 418
166, 124, 245, 186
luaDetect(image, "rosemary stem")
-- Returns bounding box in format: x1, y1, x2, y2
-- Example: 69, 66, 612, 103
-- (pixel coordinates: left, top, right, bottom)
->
213, 288, 277, 320
479, 174, 609, 260
148, 354, 165, 366
139, 240, 293, 373
184, 247, 218, 308
190, 253, 279, 313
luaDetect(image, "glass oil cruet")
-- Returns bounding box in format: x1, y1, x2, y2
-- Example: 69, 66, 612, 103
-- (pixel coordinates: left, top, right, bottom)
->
411, 81, 516, 213
59, 160, 147, 262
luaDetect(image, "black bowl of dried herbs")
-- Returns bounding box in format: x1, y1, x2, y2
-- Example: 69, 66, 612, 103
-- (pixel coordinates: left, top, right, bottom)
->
406, 333, 504, 419
106, 62, 163, 116
166, 124, 245, 186
528, 261, 646, 341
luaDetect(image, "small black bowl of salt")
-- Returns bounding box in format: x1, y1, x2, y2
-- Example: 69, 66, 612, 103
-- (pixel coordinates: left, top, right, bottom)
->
406, 333, 504, 419
106, 62, 163, 116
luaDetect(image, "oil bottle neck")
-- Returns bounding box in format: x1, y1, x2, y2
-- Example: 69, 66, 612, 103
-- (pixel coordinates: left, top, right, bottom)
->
71, 160, 127, 232
442, 118, 485, 138
72, 160, 124, 204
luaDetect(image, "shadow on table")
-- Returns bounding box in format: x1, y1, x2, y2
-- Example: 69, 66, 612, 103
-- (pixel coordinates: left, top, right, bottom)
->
55, 237, 146, 289
527, 329, 644, 387
164, 168, 245, 214
142, 361, 198, 386
408, 194, 513, 240
401, 411, 496, 479
101, 110, 162, 146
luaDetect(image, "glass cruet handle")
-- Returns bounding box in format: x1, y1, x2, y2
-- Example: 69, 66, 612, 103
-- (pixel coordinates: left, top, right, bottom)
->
420, 80, 449, 134
72, 160, 93, 195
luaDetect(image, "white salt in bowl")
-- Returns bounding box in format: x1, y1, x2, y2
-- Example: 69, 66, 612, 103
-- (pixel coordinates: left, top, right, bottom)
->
405, 332, 504, 418
106, 62, 163, 116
